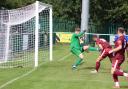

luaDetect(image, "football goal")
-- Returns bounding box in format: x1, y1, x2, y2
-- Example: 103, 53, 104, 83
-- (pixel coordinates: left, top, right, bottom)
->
0, 1, 53, 68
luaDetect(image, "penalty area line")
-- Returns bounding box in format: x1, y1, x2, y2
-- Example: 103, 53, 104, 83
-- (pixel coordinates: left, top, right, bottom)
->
58, 53, 72, 61
0, 68, 36, 89
0, 54, 71, 89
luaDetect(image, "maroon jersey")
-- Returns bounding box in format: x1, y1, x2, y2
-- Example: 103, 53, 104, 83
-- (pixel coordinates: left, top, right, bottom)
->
96, 38, 112, 50
115, 35, 126, 60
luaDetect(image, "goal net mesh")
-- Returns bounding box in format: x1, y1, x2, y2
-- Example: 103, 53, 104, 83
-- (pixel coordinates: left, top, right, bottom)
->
0, 1, 52, 68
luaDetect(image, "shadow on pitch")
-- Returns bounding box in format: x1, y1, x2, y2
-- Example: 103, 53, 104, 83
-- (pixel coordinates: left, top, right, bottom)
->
100, 71, 110, 74
79, 66, 109, 70
79, 67, 110, 74
79, 67, 95, 70
120, 86, 128, 88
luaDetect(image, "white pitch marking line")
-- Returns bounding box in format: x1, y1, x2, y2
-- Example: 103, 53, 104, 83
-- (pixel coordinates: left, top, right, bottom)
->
0, 54, 71, 89
1, 54, 126, 88
58, 53, 72, 61
0, 68, 36, 89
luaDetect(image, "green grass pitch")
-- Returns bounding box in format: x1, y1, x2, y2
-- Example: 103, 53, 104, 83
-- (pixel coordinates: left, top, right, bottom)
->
0, 44, 128, 89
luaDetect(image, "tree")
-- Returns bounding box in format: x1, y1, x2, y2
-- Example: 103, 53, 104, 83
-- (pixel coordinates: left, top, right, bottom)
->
0, 0, 82, 24
1, 0, 128, 25
1, 0, 35, 9
40, 0, 81, 23
90, 0, 128, 25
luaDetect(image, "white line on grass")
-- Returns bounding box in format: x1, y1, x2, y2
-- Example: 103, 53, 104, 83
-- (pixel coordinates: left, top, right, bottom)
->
0, 68, 36, 89
0, 54, 71, 89
1, 53, 126, 89
0, 61, 48, 89
58, 53, 72, 61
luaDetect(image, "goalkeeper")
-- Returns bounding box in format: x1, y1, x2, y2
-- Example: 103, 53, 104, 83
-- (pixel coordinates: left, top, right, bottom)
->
70, 27, 99, 69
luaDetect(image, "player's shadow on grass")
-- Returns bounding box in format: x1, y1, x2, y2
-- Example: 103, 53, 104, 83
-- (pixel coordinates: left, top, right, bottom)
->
120, 86, 128, 88
100, 71, 110, 74
79, 67, 110, 73
79, 67, 95, 70
80, 66, 109, 70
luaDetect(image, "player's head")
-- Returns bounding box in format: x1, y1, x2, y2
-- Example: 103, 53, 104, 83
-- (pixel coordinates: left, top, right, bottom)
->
117, 27, 125, 35
75, 27, 80, 34
92, 35, 98, 41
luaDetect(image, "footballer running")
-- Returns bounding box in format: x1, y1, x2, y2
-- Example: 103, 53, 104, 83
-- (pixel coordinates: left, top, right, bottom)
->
91, 35, 113, 73
109, 27, 128, 88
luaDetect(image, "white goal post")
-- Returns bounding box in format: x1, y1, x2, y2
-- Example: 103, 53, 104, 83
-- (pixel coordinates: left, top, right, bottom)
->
0, 1, 53, 68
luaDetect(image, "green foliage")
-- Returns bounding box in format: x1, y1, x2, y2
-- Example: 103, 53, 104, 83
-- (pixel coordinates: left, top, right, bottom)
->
0, 0, 35, 9
0, 0, 81, 23
90, 0, 128, 24
41, 0, 81, 23
1, 0, 128, 25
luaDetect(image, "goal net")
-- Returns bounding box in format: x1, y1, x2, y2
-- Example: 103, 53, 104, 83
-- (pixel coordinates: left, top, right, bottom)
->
0, 1, 53, 68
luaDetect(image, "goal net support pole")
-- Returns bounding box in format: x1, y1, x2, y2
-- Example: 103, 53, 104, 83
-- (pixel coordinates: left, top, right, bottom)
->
35, 1, 53, 67
49, 6, 53, 61
5, 23, 10, 62
0, 1, 53, 68
35, 1, 39, 67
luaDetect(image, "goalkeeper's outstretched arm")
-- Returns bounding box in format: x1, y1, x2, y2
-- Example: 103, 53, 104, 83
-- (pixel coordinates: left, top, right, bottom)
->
74, 29, 86, 37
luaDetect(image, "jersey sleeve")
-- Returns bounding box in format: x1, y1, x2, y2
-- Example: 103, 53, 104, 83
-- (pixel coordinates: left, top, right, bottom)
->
74, 32, 84, 37
117, 40, 122, 46
96, 39, 101, 45
126, 36, 128, 42
114, 35, 119, 42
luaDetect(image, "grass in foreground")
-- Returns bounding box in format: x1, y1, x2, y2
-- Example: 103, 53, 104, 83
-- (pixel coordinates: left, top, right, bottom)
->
0, 44, 128, 89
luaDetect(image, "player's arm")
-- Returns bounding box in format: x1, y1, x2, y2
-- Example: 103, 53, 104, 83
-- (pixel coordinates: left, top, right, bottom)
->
74, 32, 84, 37
98, 44, 103, 50
109, 40, 122, 53
126, 42, 128, 59
95, 43, 103, 51
74, 30, 86, 37
125, 36, 128, 58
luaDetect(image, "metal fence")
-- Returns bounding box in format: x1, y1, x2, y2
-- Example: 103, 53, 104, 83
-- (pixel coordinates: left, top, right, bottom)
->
53, 19, 128, 44
108, 23, 128, 34
53, 18, 78, 32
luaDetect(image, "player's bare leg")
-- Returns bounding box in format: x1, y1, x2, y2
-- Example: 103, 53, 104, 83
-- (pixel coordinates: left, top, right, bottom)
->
111, 63, 128, 88
111, 69, 128, 88
91, 56, 102, 73
111, 68, 120, 88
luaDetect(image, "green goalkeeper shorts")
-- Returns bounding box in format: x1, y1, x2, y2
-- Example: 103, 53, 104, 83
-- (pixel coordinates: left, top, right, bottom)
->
71, 47, 84, 57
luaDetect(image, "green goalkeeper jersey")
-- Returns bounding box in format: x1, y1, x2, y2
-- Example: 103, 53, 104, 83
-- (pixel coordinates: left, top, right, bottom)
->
70, 32, 84, 50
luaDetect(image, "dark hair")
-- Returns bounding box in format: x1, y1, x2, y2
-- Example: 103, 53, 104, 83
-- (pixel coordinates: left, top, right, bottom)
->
117, 27, 125, 34
75, 27, 80, 31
